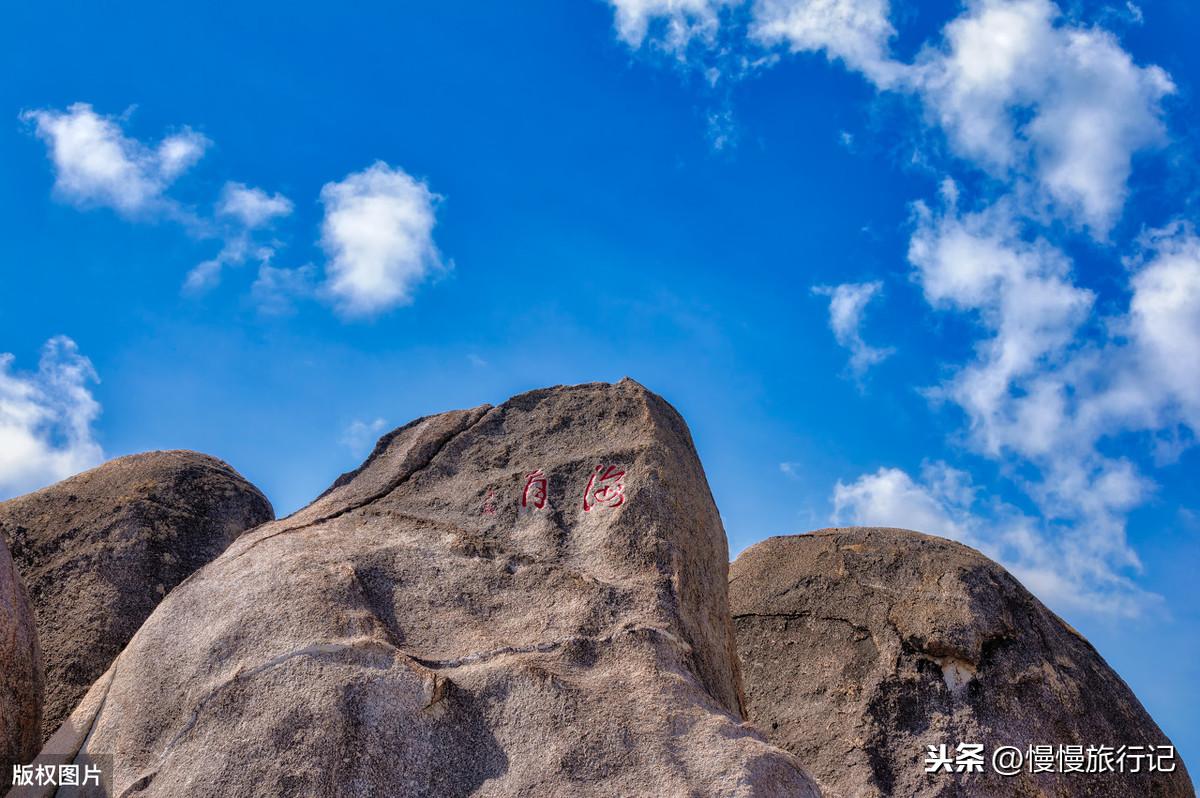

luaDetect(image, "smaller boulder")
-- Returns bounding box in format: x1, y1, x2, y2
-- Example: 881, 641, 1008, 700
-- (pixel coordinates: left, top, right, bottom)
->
731, 527, 1193, 797
0, 535, 42, 791
0, 451, 273, 743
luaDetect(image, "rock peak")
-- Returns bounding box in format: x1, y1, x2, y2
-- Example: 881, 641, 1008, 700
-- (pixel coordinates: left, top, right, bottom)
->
32, 382, 817, 797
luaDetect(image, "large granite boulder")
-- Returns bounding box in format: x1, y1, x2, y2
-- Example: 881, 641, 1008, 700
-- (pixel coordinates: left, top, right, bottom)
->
0, 536, 41, 791
0, 451, 274, 743
30, 380, 817, 797
730, 527, 1193, 797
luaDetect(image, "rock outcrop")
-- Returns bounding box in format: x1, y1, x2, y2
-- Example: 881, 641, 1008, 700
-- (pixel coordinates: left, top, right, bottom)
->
32, 381, 817, 797
0, 451, 274, 743
730, 527, 1194, 797
0, 536, 41, 791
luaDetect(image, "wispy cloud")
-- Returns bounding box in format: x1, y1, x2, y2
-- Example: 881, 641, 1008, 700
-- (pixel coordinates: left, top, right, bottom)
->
340, 417, 387, 458
22, 102, 301, 299
0, 337, 103, 499
185, 182, 294, 294
217, 182, 293, 229
251, 262, 316, 316
609, 0, 734, 56
750, 0, 901, 86
812, 281, 894, 375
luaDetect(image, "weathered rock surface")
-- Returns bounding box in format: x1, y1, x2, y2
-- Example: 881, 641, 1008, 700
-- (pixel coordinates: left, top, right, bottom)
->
35, 380, 817, 797
730, 527, 1194, 797
0, 451, 274, 743
0, 536, 42, 791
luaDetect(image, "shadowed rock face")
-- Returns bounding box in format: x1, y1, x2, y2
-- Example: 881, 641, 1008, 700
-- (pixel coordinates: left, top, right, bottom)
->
730, 527, 1194, 798
0, 536, 41, 791
0, 451, 274, 743
35, 380, 817, 797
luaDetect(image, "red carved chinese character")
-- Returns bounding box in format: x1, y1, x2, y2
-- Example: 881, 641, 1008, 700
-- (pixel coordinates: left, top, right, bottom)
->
522, 469, 548, 509
482, 488, 497, 516
583, 464, 626, 512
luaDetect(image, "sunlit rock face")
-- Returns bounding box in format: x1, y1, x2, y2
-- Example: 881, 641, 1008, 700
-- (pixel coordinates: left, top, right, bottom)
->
39, 380, 817, 797
731, 527, 1193, 798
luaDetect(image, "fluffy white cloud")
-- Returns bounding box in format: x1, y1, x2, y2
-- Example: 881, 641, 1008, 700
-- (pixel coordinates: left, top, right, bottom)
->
833, 462, 1157, 617
217, 182, 293, 229
909, 186, 1095, 459
1126, 224, 1200, 429
750, 0, 901, 86
833, 463, 973, 540
22, 103, 208, 217
899, 198, 1200, 615
812, 281, 893, 374
319, 162, 446, 318
0, 337, 103, 500
749, 0, 1173, 231
911, 0, 1173, 233
911, 197, 1200, 472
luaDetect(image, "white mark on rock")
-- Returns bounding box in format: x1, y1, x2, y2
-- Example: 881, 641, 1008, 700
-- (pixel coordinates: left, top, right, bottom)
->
936, 656, 977, 695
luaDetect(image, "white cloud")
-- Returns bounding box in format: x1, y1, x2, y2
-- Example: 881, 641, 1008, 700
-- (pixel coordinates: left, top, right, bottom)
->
909, 186, 1095, 459
610, 0, 1190, 615
779, 461, 803, 479
706, 106, 738, 151
610, 0, 1173, 232
251, 263, 316, 316
812, 280, 893, 374
833, 463, 973, 540
217, 182, 293, 229
909, 197, 1200, 473
609, 0, 733, 55
609, 0, 899, 82
22, 103, 300, 299
184, 182, 294, 294
340, 418, 387, 458
750, 0, 901, 86
898, 198, 1200, 616
185, 238, 278, 295
910, 0, 1173, 233
319, 162, 446, 318
1126, 224, 1200, 429
0, 337, 103, 500
832, 462, 1158, 617
22, 103, 208, 218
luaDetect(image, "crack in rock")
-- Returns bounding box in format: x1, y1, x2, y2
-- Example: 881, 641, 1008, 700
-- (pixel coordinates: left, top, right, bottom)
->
232, 408, 490, 560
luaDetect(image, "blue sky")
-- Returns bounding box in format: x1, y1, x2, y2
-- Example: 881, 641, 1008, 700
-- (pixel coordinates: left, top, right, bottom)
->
1, 0, 1197, 774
